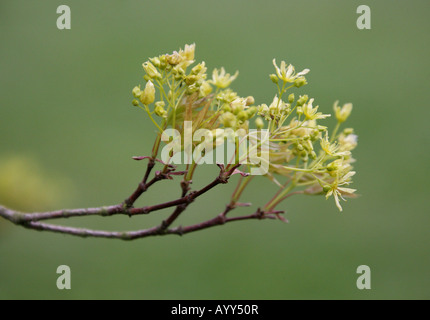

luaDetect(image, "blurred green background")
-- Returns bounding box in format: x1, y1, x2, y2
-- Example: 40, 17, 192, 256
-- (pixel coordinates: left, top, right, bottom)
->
0, 0, 429, 299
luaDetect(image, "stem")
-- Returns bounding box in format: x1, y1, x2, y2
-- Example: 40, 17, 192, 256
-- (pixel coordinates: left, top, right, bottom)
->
331, 122, 341, 143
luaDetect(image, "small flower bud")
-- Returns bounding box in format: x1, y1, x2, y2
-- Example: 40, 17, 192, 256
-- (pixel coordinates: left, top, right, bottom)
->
246, 106, 257, 118
191, 62, 206, 75
159, 55, 167, 69
139, 81, 155, 105
185, 75, 198, 85
343, 128, 354, 135
327, 161, 338, 171
245, 96, 255, 106
310, 151, 317, 159
255, 117, 264, 129
142, 62, 161, 79
294, 76, 307, 88
186, 83, 199, 94
166, 51, 182, 65
199, 81, 212, 97
149, 57, 161, 68
237, 111, 248, 123
220, 112, 237, 128
297, 144, 304, 151
288, 93, 295, 103
155, 101, 165, 108
132, 99, 139, 107
270, 74, 278, 84
154, 104, 167, 118
323, 185, 331, 193
297, 95, 309, 106
132, 86, 142, 98
222, 103, 232, 112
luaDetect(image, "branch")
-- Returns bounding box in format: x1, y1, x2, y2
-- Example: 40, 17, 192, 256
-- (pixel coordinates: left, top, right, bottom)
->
0, 205, 280, 240
0, 163, 238, 223
0, 161, 265, 240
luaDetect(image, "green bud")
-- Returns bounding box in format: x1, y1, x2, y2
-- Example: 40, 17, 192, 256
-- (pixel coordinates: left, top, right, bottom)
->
221, 103, 231, 112
270, 74, 278, 84
297, 95, 309, 106
245, 96, 255, 106
246, 106, 257, 118
139, 81, 155, 105
220, 112, 236, 128
142, 61, 161, 79
311, 130, 320, 140
155, 101, 165, 108
323, 185, 331, 193
255, 117, 264, 129
300, 150, 307, 157
191, 62, 206, 75
294, 76, 307, 88
343, 128, 354, 135
143, 75, 151, 82
288, 93, 295, 103
237, 110, 248, 123
327, 162, 338, 171
310, 151, 317, 159
132, 86, 142, 98
186, 83, 199, 94
199, 81, 212, 97
297, 144, 304, 151
154, 105, 167, 118
149, 57, 161, 68
166, 52, 182, 65
132, 99, 139, 107
185, 75, 198, 86
296, 106, 303, 116
159, 55, 167, 69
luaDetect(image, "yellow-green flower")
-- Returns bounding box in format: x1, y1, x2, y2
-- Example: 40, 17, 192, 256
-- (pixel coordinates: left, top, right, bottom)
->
338, 133, 358, 152
334, 101, 353, 123
180, 43, 195, 62
303, 98, 330, 120
210, 67, 239, 88
325, 170, 356, 211
320, 134, 350, 157
272, 59, 309, 83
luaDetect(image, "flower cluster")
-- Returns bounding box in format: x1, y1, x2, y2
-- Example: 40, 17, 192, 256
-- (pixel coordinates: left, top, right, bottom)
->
132, 44, 358, 212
